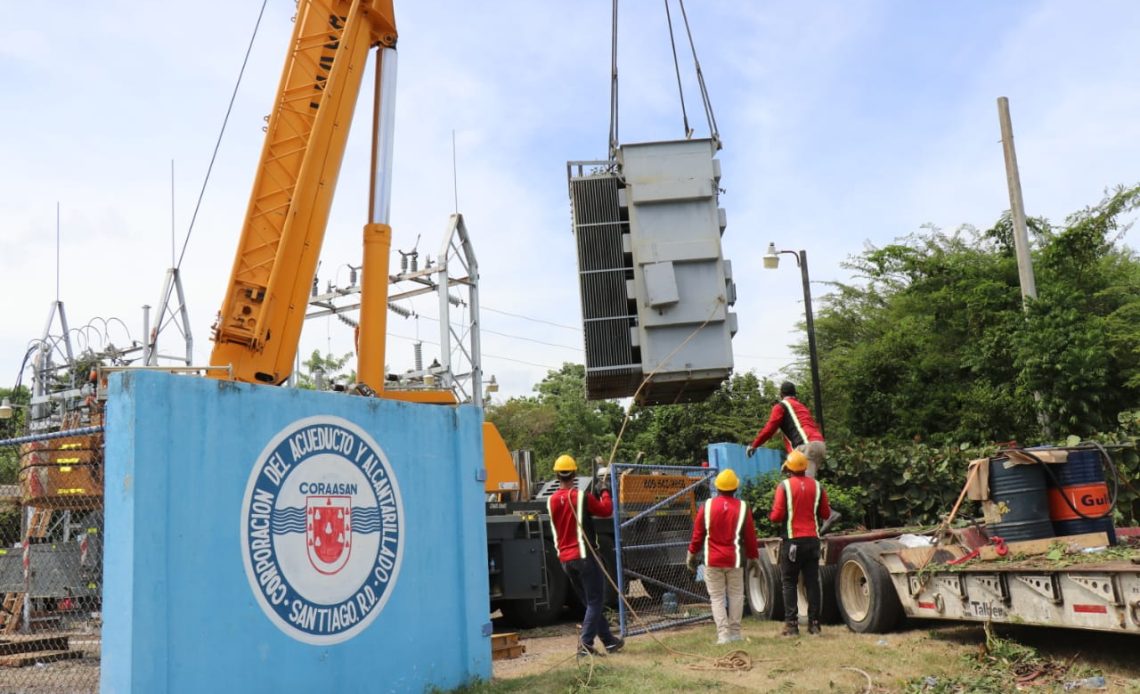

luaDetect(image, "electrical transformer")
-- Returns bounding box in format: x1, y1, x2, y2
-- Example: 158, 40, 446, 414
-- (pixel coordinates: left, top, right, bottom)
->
568, 138, 737, 405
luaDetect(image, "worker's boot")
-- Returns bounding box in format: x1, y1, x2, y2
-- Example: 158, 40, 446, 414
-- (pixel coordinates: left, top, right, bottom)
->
808, 620, 822, 635
780, 622, 799, 637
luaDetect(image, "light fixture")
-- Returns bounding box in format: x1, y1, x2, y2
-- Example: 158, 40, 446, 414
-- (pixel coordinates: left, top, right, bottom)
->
486, 375, 499, 394
762, 242, 780, 270
760, 242, 826, 436
0, 398, 11, 420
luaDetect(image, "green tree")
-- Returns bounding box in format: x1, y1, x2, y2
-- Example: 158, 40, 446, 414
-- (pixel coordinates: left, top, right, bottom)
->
295, 350, 355, 390
627, 372, 781, 465
811, 185, 1140, 446
486, 366, 782, 476
486, 363, 627, 479
0, 386, 30, 545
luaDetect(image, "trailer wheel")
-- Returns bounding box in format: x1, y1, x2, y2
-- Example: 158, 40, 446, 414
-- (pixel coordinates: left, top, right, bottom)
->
797, 564, 841, 624
746, 552, 783, 620
499, 543, 569, 628
836, 543, 902, 633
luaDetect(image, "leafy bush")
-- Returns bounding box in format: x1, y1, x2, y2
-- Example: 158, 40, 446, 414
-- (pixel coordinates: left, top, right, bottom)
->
825, 440, 997, 529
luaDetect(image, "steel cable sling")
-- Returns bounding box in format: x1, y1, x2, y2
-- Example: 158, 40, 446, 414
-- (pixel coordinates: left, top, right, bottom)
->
607, 0, 723, 158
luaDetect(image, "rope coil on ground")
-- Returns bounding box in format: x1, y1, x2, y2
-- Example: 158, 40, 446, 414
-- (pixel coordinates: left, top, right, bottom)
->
685, 649, 752, 671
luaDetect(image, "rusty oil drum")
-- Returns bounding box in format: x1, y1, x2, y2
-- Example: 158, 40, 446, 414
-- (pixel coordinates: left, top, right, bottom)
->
988, 456, 1054, 542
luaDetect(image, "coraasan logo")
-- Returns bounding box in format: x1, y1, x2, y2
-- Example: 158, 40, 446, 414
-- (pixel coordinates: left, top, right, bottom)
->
240, 416, 404, 645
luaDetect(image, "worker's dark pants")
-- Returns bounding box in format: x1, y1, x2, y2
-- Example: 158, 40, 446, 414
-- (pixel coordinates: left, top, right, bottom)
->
563, 557, 617, 649
779, 537, 821, 625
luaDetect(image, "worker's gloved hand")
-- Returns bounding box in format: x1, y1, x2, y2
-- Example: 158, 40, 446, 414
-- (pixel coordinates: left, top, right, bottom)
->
685, 552, 698, 574
747, 557, 761, 576
593, 466, 611, 497
745, 445, 757, 459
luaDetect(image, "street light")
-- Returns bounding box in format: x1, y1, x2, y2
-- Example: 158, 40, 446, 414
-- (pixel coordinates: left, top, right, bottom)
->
0, 398, 12, 419
763, 242, 825, 436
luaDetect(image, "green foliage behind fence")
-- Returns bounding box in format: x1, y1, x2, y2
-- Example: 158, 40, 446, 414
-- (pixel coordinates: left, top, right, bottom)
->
742, 430, 1140, 533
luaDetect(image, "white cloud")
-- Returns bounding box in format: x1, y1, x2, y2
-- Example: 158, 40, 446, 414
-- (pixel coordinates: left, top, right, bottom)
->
3, 0, 1139, 406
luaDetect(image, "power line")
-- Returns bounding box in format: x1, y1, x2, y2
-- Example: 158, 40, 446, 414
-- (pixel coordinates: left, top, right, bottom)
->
481, 306, 581, 332
404, 312, 582, 352
481, 328, 581, 352
386, 333, 561, 371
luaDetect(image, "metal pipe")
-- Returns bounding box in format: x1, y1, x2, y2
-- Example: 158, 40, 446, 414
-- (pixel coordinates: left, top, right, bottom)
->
369, 47, 398, 225
627, 612, 712, 637
142, 304, 151, 366
619, 540, 692, 552
0, 426, 104, 449
610, 468, 627, 637
359, 47, 398, 391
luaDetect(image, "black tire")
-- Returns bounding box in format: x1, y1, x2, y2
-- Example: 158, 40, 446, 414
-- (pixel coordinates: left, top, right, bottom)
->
746, 551, 783, 620
835, 543, 903, 633
796, 563, 841, 624
499, 543, 569, 628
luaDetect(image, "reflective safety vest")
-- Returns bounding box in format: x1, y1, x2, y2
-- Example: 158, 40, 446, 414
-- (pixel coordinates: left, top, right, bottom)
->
782, 477, 822, 538
547, 487, 611, 562
779, 397, 811, 448
548, 487, 588, 561
702, 497, 748, 569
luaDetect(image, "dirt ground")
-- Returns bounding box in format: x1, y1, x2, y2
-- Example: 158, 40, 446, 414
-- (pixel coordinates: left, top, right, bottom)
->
490, 619, 1140, 693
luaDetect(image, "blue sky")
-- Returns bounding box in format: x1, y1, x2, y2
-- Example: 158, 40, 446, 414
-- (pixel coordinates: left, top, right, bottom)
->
2, 1, 1138, 400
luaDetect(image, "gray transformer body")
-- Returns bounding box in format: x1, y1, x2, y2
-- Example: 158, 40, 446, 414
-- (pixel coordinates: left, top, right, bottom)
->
568, 139, 737, 404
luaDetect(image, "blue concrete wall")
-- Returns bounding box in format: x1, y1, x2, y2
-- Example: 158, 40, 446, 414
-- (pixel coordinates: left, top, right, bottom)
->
707, 442, 781, 491
102, 371, 490, 693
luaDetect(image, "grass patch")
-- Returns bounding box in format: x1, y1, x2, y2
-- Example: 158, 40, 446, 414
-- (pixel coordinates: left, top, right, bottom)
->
904, 622, 1103, 693
456, 658, 747, 693
481, 619, 1137, 693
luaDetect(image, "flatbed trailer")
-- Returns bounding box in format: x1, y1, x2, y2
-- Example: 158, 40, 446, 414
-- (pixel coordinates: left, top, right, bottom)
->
745, 526, 1140, 636
835, 528, 1140, 635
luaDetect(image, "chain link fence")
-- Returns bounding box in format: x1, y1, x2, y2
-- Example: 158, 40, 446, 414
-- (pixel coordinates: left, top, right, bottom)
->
1, 426, 103, 694
610, 463, 715, 636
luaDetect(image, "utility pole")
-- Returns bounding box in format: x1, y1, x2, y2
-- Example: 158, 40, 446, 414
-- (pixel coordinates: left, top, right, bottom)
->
997, 96, 1050, 437
997, 96, 1038, 304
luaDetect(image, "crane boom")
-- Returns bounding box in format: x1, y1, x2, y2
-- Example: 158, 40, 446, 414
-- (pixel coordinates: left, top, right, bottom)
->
210, 0, 396, 385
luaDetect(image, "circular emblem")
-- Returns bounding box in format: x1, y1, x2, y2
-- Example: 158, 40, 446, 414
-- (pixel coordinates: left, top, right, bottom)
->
240, 416, 404, 645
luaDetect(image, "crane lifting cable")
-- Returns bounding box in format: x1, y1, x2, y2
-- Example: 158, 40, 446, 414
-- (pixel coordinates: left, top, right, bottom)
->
607, 0, 722, 157
176, 0, 270, 273
677, 0, 722, 149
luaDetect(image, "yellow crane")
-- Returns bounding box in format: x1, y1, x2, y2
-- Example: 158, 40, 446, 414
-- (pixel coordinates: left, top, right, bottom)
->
207, 0, 517, 490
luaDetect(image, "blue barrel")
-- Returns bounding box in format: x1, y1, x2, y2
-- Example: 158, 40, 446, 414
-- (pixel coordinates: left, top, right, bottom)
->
1047, 448, 1117, 545
988, 457, 1054, 541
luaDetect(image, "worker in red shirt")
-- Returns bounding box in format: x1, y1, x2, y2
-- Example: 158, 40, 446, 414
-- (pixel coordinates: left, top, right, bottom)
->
686, 469, 760, 644
746, 381, 825, 478
546, 454, 624, 657
769, 449, 832, 636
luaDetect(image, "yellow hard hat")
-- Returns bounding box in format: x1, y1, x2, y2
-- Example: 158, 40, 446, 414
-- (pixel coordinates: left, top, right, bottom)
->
714, 468, 739, 491
553, 454, 578, 474
783, 449, 809, 474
